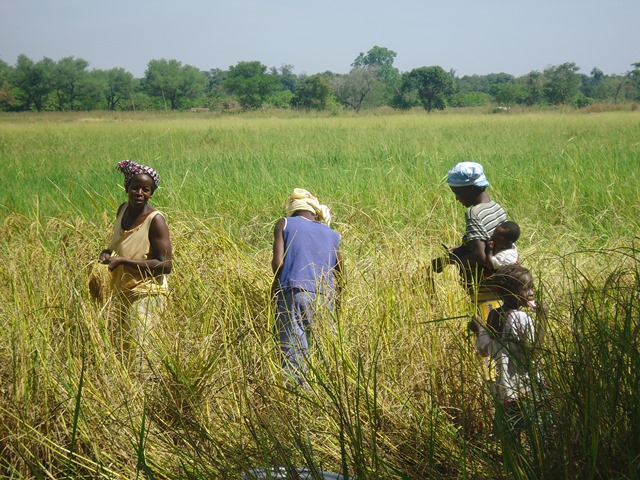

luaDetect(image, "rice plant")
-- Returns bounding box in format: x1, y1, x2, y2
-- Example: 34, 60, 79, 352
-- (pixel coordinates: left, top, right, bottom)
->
0, 110, 639, 478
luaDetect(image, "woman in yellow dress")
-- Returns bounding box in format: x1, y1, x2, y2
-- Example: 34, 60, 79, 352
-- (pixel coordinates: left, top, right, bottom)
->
99, 160, 172, 369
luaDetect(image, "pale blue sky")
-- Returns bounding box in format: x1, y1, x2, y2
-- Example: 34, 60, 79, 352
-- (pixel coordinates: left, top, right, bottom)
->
1, 0, 638, 78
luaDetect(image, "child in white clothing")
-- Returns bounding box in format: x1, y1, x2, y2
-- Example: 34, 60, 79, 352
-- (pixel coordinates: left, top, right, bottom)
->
469, 264, 541, 442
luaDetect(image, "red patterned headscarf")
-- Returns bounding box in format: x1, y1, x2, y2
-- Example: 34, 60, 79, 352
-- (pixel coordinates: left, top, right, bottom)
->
116, 160, 160, 190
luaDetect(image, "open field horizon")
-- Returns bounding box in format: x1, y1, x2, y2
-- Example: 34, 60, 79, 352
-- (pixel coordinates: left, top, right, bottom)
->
1, 110, 639, 478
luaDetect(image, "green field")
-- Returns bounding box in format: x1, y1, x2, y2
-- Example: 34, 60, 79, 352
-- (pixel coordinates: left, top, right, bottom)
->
1, 110, 639, 479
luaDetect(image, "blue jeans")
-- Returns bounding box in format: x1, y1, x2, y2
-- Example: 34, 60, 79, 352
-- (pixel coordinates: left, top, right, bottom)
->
275, 288, 331, 384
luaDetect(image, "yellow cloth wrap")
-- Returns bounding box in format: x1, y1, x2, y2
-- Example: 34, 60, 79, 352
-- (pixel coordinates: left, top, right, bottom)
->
470, 285, 502, 322
108, 209, 169, 295
286, 188, 332, 225
477, 299, 503, 323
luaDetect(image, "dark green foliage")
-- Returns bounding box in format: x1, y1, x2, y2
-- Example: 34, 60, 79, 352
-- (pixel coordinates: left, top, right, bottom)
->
11, 54, 56, 111
223, 61, 284, 110
331, 67, 388, 111
351, 46, 401, 106
543, 62, 582, 105
270, 64, 298, 93
204, 68, 228, 98
456, 72, 514, 94
52, 56, 90, 111
449, 91, 492, 107
100, 68, 137, 111
292, 74, 334, 110
516, 71, 546, 106
0, 58, 13, 110
490, 83, 529, 106
622, 62, 640, 102
142, 58, 207, 110
400, 66, 454, 112
1, 53, 640, 112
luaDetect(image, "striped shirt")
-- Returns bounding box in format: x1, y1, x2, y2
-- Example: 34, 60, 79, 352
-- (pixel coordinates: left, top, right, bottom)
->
462, 201, 507, 243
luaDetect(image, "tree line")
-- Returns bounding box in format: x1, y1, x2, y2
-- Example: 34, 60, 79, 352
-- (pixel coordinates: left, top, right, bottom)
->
1, 46, 639, 113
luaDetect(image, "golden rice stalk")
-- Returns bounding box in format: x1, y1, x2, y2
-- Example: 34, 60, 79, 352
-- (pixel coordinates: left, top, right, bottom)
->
87, 262, 111, 304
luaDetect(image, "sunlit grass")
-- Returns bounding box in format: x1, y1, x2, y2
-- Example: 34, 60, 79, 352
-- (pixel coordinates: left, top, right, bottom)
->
1, 110, 639, 478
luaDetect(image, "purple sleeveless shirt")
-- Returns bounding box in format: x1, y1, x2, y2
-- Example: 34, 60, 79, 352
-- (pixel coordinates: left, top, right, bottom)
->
277, 216, 341, 294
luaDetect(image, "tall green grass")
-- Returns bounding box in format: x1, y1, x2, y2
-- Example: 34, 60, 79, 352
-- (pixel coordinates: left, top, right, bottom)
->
0, 110, 639, 478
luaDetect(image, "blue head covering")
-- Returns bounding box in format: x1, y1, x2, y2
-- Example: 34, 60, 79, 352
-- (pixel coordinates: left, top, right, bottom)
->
447, 162, 489, 187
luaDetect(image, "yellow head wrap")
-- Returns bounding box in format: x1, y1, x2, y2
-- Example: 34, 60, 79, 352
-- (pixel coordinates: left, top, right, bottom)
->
286, 188, 332, 225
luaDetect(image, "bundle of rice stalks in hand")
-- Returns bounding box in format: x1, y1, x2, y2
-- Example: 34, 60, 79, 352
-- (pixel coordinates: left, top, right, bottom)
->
88, 262, 111, 304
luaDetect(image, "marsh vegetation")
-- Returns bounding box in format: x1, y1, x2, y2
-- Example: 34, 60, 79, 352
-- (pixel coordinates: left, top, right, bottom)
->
1, 110, 639, 479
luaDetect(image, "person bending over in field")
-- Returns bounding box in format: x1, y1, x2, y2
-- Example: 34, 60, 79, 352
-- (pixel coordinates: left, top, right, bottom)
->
469, 265, 545, 448
429, 161, 507, 321
271, 188, 343, 385
99, 160, 173, 372
485, 220, 520, 274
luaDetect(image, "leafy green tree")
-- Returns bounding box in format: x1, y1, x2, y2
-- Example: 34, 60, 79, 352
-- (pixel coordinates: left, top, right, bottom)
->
205, 68, 228, 98
331, 67, 386, 111
457, 75, 491, 94
143, 59, 182, 109
449, 91, 492, 107
573, 92, 593, 108
352, 45, 395, 69
622, 62, 640, 101
127, 91, 155, 111
352, 45, 401, 104
75, 69, 107, 110
456, 72, 514, 94
11, 54, 55, 111
52, 56, 90, 110
490, 83, 529, 105
401, 66, 454, 112
592, 64, 639, 102
581, 67, 603, 98
580, 68, 622, 101
543, 62, 581, 104
223, 61, 282, 109
0, 87, 15, 111
391, 78, 420, 109
0, 59, 15, 111
352, 46, 399, 82
592, 74, 623, 102
270, 64, 298, 93
516, 71, 545, 106
100, 68, 136, 110
143, 59, 206, 110
292, 74, 333, 110
266, 90, 294, 108
0, 59, 11, 85
179, 64, 207, 104
485, 72, 515, 86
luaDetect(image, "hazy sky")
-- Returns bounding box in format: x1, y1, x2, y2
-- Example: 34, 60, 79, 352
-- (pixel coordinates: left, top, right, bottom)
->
1, 0, 638, 78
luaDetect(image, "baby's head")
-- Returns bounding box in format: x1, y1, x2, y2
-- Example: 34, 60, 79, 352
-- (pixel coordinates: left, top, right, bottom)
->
492, 221, 520, 250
